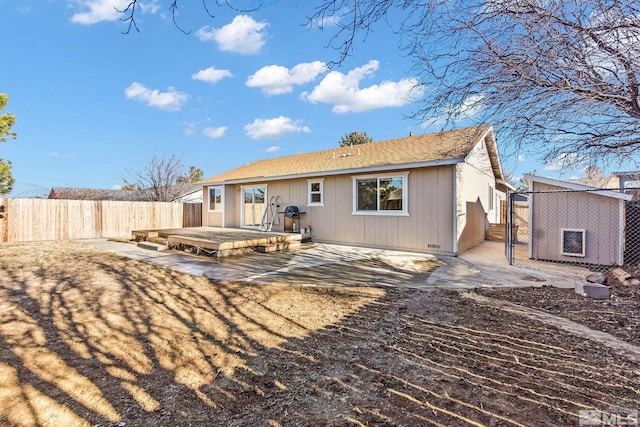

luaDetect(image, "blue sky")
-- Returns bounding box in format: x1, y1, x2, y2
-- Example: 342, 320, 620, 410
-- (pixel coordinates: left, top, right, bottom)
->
1, 1, 633, 196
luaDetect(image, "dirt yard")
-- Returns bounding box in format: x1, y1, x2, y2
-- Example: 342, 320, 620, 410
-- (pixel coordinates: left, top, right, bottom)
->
0, 241, 638, 426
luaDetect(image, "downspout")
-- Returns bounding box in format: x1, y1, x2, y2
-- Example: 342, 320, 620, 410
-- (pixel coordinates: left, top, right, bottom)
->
203, 186, 208, 227
528, 184, 534, 260
221, 184, 226, 228
452, 165, 458, 254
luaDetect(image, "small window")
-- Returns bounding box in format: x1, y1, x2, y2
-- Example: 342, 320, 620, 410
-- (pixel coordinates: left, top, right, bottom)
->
307, 179, 324, 206
208, 186, 223, 211
561, 228, 585, 257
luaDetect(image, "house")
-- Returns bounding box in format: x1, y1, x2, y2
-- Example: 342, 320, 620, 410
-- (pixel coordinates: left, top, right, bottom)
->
523, 174, 632, 266
48, 187, 148, 201
200, 126, 511, 255
172, 184, 203, 203
605, 171, 640, 200
48, 184, 203, 203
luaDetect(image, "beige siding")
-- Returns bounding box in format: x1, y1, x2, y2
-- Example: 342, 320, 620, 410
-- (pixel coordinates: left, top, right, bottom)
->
455, 138, 498, 252
214, 166, 455, 254
530, 182, 623, 265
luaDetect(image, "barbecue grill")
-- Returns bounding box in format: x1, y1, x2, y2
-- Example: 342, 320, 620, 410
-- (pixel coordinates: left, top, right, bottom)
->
283, 205, 301, 218
281, 205, 305, 232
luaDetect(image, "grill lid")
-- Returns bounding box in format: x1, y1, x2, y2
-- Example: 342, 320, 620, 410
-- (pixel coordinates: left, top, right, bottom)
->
284, 205, 300, 217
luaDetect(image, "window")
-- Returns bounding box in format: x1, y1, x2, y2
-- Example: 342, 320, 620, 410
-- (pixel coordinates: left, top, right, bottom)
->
208, 186, 223, 211
352, 172, 409, 215
488, 184, 494, 211
561, 228, 585, 257
307, 179, 324, 206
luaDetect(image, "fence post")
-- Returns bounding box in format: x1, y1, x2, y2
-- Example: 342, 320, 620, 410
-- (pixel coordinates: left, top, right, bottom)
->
0, 197, 6, 243
506, 192, 513, 265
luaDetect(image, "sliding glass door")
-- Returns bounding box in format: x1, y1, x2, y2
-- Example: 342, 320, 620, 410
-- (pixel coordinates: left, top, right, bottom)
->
242, 186, 266, 228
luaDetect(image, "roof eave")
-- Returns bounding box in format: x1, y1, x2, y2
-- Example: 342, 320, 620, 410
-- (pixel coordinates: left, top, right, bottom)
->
524, 174, 633, 201
201, 158, 464, 186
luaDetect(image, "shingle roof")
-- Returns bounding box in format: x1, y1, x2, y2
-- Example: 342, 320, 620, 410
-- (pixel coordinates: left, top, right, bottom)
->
48, 183, 203, 202
524, 174, 633, 201
202, 126, 496, 184
48, 187, 149, 201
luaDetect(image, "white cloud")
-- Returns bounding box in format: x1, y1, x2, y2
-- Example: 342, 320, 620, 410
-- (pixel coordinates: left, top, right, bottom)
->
308, 12, 343, 29
301, 60, 420, 113
265, 146, 281, 153
456, 94, 484, 119
49, 152, 76, 159
543, 153, 586, 171
195, 15, 268, 55
183, 122, 197, 136
517, 154, 526, 162
192, 67, 233, 84
124, 82, 188, 111
203, 126, 228, 139
246, 61, 328, 95
68, 0, 159, 25
543, 163, 562, 172
139, 0, 160, 14
244, 116, 310, 140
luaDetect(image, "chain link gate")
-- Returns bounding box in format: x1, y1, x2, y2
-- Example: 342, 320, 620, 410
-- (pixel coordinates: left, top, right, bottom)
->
506, 187, 640, 272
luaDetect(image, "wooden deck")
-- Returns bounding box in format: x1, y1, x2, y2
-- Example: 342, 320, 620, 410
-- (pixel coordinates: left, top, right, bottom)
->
132, 226, 303, 257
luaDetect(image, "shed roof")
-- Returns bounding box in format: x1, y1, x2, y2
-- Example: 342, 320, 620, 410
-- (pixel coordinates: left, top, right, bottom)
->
523, 174, 633, 201
201, 126, 503, 184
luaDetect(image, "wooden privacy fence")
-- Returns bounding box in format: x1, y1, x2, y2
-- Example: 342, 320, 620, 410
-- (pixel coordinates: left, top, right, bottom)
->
0, 198, 202, 242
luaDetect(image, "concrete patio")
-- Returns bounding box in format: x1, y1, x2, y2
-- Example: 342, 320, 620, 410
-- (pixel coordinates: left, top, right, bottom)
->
85, 239, 587, 289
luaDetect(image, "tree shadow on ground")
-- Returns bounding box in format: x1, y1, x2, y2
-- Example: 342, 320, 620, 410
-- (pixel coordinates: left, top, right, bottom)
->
0, 241, 638, 426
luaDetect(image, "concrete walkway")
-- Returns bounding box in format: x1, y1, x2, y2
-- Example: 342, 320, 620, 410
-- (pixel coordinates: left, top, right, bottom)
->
83, 239, 586, 289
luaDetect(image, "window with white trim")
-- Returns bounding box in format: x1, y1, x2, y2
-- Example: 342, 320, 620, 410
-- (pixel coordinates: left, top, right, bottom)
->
208, 186, 223, 211
307, 179, 324, 206
352, 172, 409, 215
561, 228, 585, 257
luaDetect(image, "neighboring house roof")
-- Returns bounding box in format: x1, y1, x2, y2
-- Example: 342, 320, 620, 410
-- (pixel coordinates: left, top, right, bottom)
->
172, 184, 203, 203
48, 187, 149, 201
511, 193, 528, 202
201, 126, 505, 185
523, 174, 633, 201
611, 171, 640, 180
49, 184, 204, 202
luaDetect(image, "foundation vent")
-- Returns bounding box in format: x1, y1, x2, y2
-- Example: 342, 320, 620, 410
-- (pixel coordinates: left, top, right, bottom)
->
427, 243, 440, 249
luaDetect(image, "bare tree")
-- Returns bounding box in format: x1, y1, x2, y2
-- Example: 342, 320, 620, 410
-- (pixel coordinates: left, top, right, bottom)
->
122, 153, 189, 202
117, 0, 260, 34
308, 0, 640, 165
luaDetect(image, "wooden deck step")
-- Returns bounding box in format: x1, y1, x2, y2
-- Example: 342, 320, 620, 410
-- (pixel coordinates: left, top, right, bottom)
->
255, 241, 301, 253
138, 241, 168, 251
132, 230, 159, 241
486, 223, 506, 242
148, 236, 169, 246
